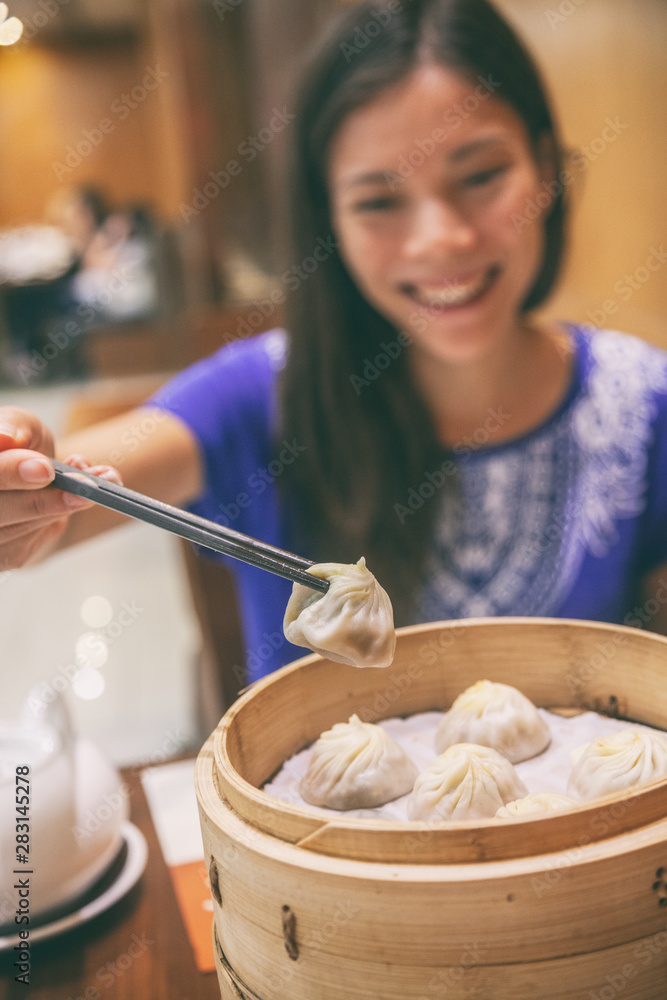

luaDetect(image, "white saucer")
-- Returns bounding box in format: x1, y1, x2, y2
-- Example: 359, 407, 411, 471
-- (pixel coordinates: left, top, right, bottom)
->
0, 822, 147, 950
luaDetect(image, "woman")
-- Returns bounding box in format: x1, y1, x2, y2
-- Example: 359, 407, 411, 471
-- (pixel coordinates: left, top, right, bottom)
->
2, 0, 667, 681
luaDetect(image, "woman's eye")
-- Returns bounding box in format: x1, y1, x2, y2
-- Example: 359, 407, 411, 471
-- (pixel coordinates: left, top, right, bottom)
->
462, 164, 510, 188
353, 195, 400, 213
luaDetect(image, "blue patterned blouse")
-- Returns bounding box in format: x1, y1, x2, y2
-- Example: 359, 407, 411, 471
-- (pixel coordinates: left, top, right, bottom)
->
150, 325, 667, 681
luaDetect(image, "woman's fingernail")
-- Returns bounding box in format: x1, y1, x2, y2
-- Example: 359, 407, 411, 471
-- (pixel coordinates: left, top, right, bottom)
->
63, 454, 89, 470
98, 469, 123, 485
63, 493, 93, 509
19, 459, 53, 483
0, 423, 16, 440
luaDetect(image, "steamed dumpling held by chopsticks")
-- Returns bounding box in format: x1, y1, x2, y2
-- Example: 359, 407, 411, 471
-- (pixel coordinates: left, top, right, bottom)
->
283, 557, 396, 668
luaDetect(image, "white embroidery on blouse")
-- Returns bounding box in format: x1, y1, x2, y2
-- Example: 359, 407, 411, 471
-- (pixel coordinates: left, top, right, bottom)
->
416, 330, 667, 621
263, 328, 288, 370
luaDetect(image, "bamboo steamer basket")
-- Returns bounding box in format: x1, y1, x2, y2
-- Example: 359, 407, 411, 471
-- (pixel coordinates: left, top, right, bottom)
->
195, 618, 667, 1000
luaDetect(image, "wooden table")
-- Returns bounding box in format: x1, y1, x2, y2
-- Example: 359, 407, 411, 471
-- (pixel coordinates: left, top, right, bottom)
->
0, 760, 221, 1000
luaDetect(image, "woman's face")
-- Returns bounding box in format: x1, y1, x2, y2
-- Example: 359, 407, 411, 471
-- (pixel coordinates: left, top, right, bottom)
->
328, 64, 554, 366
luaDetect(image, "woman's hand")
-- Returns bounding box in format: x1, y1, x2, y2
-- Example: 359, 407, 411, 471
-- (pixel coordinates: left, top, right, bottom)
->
0, 406, 120, 570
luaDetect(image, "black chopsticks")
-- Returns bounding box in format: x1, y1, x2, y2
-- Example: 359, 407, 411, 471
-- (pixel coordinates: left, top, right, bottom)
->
51, 460, 329, 593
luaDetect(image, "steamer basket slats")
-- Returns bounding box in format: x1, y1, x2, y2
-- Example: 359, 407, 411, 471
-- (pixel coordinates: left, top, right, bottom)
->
214, 924, 667, 1000
196, 618, 667, 999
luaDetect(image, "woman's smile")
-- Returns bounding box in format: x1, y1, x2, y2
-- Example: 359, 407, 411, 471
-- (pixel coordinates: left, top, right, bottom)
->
398, 264, 502, 312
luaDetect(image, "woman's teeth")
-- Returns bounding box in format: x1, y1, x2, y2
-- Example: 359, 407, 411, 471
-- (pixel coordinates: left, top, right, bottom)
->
407, 270, 494, 308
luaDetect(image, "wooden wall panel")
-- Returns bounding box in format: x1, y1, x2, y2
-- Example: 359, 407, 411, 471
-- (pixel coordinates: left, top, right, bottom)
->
496, 0, 667, 347
0, 43, 161, 224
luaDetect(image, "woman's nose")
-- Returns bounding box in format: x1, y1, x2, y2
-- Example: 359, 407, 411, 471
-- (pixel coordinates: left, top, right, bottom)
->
404, 199, 477, 258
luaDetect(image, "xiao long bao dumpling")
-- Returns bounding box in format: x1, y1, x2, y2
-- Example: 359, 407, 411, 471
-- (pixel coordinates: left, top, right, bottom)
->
300, 714, 419, 811
567, 728, 667, 801
435, 680, 551, 764
495, 793, 577, 819
283, 557, 396, 668
406, 744, 528, 822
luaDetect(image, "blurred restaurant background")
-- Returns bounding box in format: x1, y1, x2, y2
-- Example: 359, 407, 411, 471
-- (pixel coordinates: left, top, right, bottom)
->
0, 0, 665, 766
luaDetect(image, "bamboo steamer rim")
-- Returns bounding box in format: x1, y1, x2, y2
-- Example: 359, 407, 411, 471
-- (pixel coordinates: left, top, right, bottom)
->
210, 617, 667, 865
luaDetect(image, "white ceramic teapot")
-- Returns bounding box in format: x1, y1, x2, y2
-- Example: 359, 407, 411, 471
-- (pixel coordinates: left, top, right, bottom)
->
0, 688, 129, 926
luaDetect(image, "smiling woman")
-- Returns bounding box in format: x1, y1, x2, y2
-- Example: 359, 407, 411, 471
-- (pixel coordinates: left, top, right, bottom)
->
278, 0, 667, 639
1, 0, 667, 689
328, 65, 551, 364
280, 0, 571, 619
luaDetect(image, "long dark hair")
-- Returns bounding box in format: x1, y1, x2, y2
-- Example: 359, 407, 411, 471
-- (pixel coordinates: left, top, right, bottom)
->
279, 0, 568, 623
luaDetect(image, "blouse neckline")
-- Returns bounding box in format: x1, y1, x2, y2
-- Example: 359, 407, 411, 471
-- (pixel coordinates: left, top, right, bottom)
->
439, 322, 584, 460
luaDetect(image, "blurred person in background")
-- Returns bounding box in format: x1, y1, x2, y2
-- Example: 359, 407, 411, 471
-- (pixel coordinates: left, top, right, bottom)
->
1, 185, 110, 384
1, 189, 159, 385
67, 203, 159, 326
